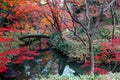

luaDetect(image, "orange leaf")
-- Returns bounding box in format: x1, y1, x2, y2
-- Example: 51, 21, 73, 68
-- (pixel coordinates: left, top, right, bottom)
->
0, 38, 13, 42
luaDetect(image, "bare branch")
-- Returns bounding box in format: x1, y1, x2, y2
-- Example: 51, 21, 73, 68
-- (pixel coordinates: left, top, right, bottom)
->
93, 8, 104, 34
110, 5, 116, 39
62, 20, 86, 46
84, 0, 91, 29
103, 0, 116, 12
64, 0, 89, 35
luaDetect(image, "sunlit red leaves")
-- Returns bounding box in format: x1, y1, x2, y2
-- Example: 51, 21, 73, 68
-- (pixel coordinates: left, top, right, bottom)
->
40, 5, 50, 13
0, 46, 38, 72
41, 38, 48, 49
89, 5, 110, 19
81, 60, 90, 68
81, 60, 100, 69
2, 0, 74, 35
100, 38, 120, 53
0, 38, 13, 42
94, 67, 108, 74
0, 66, 7, 72
108, 53, 120, 62
3, 0, 25, 6
99, 42, 113, 51
117, 0, 120, 6
13, 56, 34, 64
70, 0, 84, 5
81, 38, 120, 74
94, 51, 107, 61
0, 27, 19, 32
98, 38, 120, 63
81, 61, 108, 74
99, 51, 107, 57
111, 38, 120, 45
89, 5, 99, 17
110, 58, 120, 62
12, 47, 38, 64
2, 0, 42, 33
0, 53, 11, 72
94, 55, 101, 60
17, 0, 40, 12
41, 17, 54, 25
41, 7, 73, 32
0, 57, 11, 65
38, 1, 76, 34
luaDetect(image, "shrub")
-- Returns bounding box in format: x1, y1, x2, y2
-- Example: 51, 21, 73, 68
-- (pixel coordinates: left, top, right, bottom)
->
35, 72, 120, 80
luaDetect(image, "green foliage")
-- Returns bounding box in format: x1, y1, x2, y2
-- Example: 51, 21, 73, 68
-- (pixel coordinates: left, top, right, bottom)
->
63, 27, 111, 59
11, 41, 19, 49
94, 28, 111, 39
102, 10, 120, 25
102, 19, 112, 25
36, 75, 80, 80
93, 28, 111, 55
93, 45, 101, 55
66, 39, 89, 60
48, 33, 68, 51
35, 73, 120, 80
115, 11, 120, 24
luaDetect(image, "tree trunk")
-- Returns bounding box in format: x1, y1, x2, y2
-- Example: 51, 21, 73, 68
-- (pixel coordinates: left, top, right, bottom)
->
88, 35, 94, 74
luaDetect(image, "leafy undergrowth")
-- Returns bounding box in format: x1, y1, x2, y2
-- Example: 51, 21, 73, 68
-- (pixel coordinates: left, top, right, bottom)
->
36, 72, 120, 80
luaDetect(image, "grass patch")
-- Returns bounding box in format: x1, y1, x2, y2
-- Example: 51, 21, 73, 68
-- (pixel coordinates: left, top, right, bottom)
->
35, 72, 120, 80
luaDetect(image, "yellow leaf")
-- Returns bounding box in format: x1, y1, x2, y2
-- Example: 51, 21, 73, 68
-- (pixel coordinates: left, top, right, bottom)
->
41, 17, 53, 25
